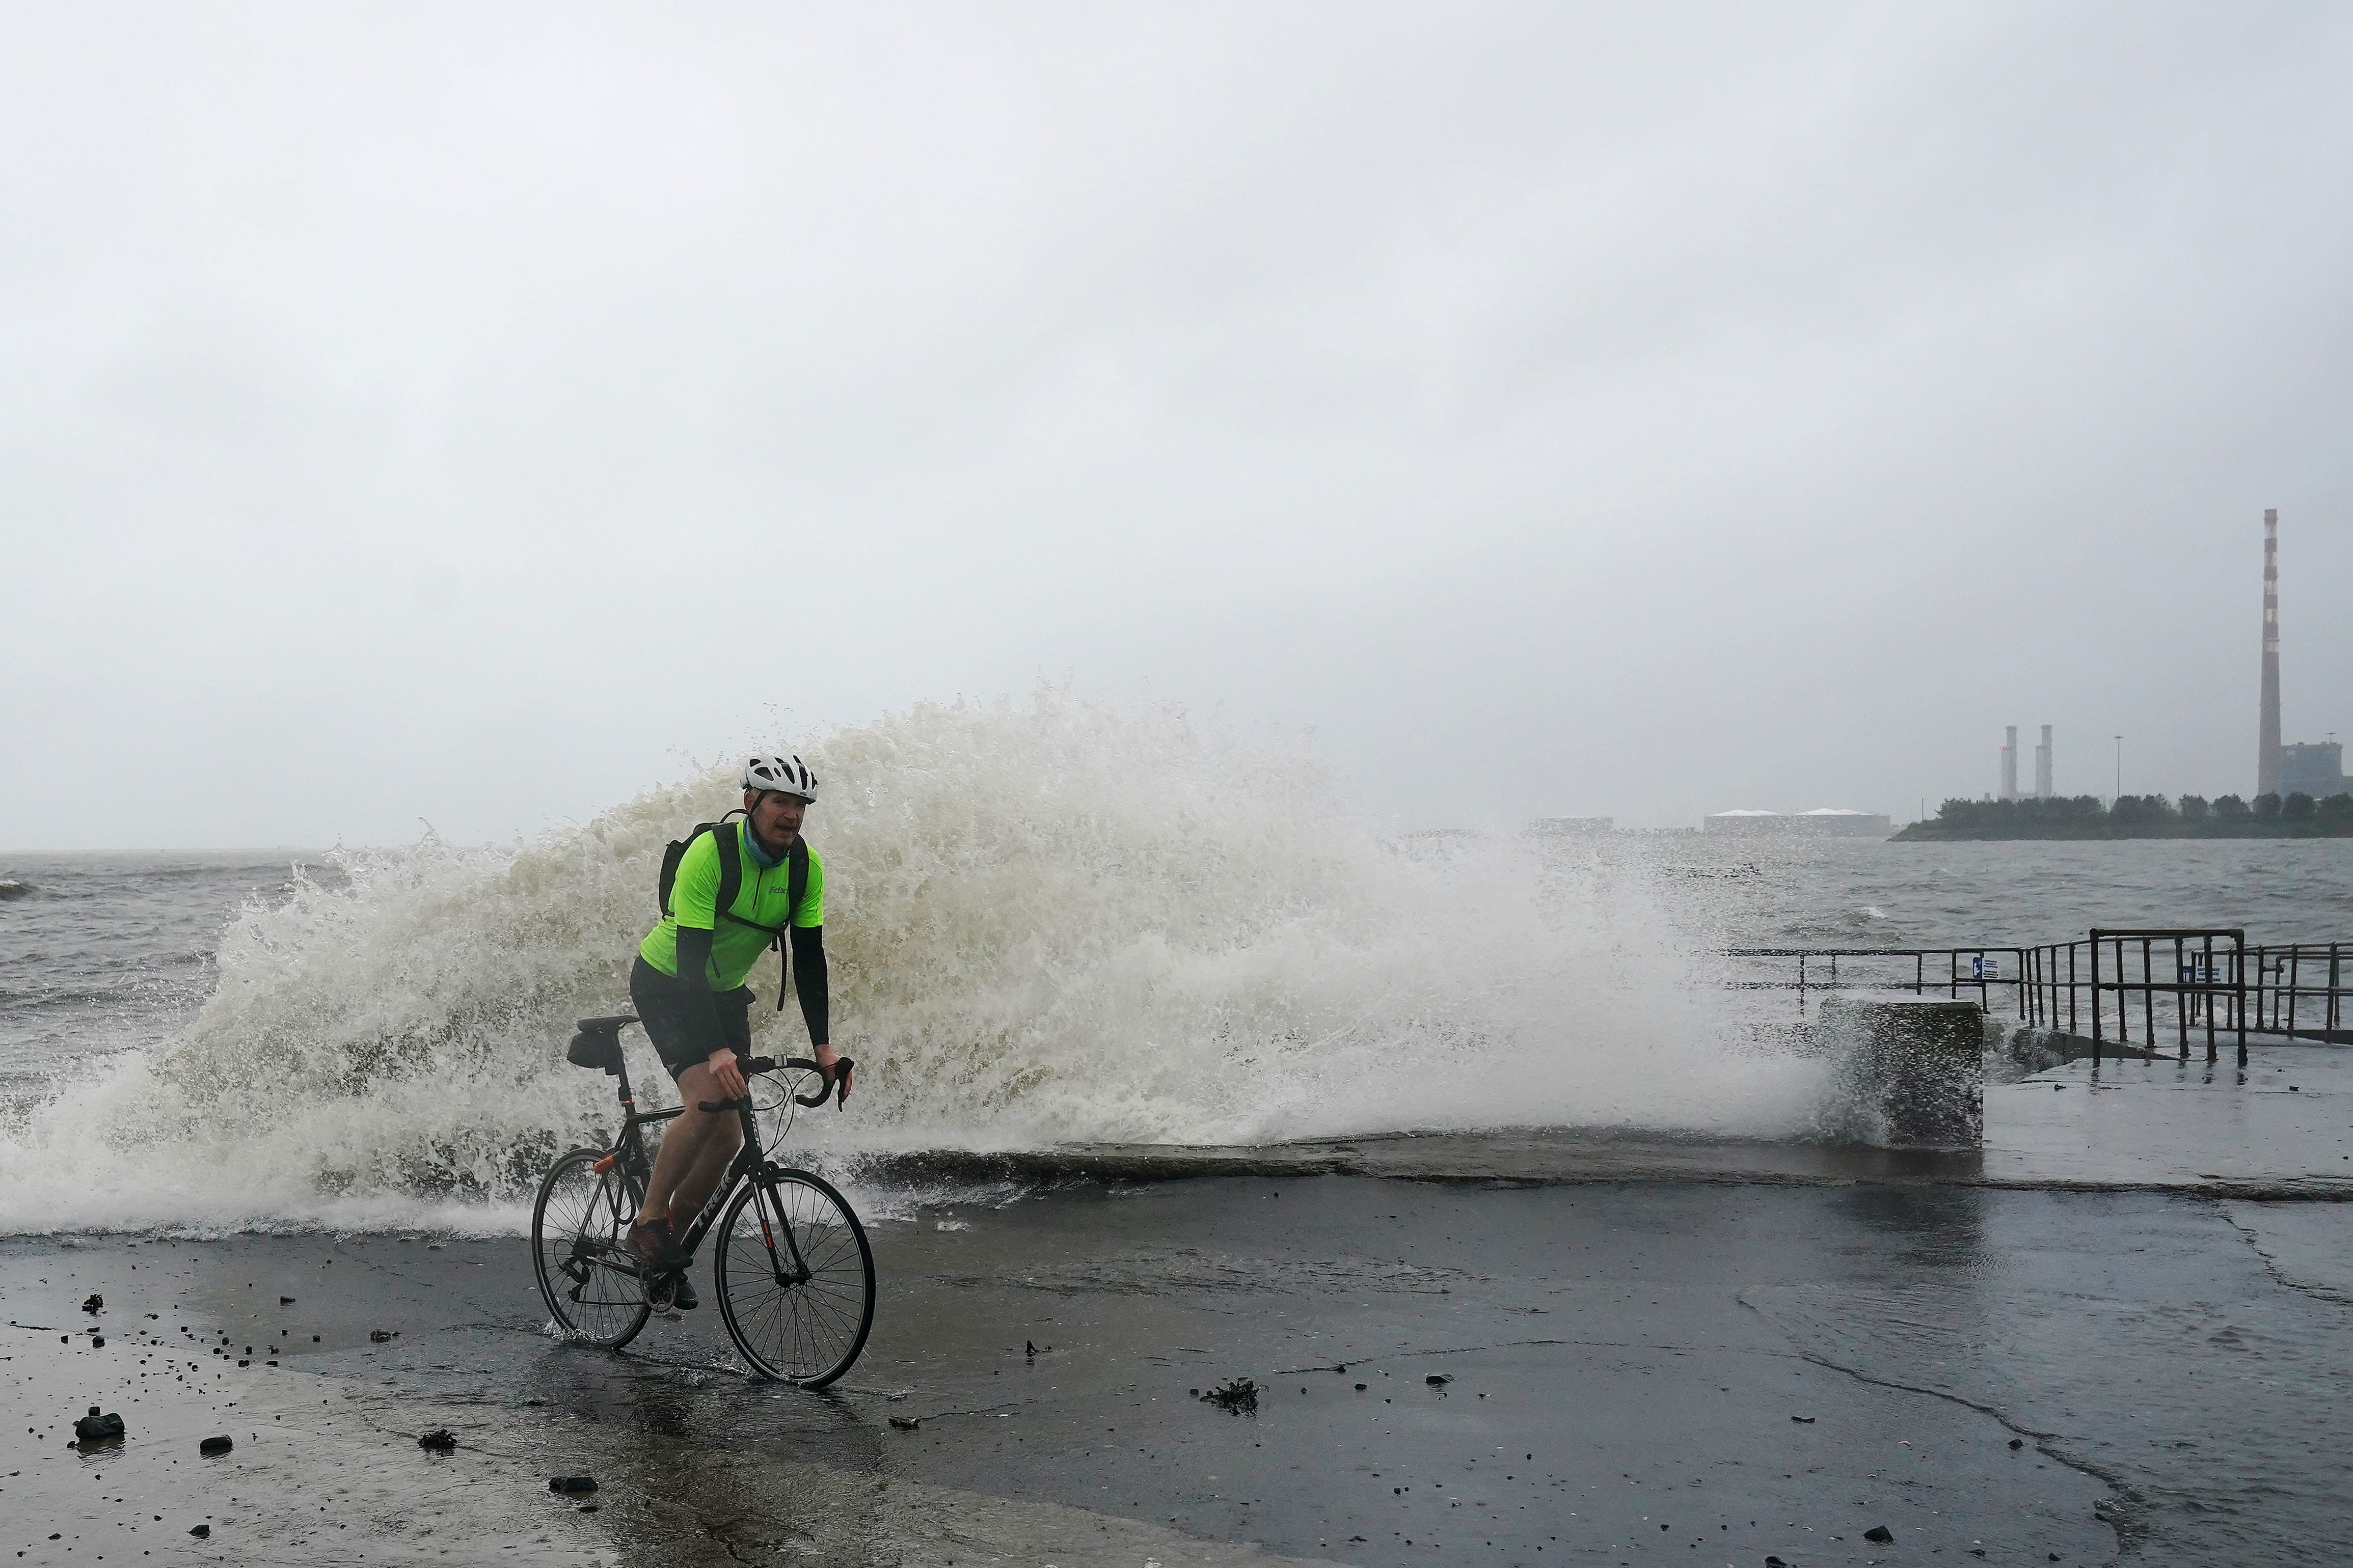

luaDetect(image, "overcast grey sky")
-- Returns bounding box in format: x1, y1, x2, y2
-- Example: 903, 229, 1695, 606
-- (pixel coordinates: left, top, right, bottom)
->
6, 2, 2350, 848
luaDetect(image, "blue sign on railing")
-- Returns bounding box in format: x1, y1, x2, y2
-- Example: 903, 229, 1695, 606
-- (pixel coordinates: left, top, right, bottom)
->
1972, 955, 1999, 980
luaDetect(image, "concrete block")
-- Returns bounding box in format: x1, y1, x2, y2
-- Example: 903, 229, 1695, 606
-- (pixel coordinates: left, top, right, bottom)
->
1822, 997, 1985, 1147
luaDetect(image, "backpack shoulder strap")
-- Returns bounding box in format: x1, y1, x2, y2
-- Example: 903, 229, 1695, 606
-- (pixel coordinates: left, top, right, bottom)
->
712, 819, 744, 924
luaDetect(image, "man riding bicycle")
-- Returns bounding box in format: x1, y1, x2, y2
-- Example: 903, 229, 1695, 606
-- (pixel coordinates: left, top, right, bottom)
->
627, 754, 850, 1306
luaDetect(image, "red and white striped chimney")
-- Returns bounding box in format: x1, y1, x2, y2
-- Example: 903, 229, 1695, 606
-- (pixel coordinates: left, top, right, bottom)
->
2259, 508, 2281, 799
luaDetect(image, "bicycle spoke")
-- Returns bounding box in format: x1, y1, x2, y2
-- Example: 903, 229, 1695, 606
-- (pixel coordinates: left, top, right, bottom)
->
533, 1150, 651, 1347
714, 1171, 873, 1386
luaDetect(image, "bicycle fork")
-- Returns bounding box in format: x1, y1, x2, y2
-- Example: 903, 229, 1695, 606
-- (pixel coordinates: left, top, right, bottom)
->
754, 1179, 814, 1288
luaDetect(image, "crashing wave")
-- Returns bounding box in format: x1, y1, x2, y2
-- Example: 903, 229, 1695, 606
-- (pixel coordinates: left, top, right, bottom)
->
0, 690, 1815, 1233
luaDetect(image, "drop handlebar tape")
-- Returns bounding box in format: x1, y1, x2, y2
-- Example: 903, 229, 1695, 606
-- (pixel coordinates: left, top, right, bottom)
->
698, 1056, 855, 1113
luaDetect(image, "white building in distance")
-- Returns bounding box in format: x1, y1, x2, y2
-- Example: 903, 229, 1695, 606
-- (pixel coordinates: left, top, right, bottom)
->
1703, 808, 1892, 836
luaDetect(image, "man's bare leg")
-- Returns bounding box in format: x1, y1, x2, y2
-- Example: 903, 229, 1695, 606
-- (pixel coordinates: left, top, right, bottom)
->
667, 1124, 745, 1239
641, 1062, 741, 1227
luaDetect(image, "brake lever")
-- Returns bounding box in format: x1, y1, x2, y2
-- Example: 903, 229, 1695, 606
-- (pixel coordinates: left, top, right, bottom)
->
785, 1056, 856, 1108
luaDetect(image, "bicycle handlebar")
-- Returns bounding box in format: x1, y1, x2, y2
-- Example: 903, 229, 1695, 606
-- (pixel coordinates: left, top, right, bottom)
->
696, 1055, 855, 1114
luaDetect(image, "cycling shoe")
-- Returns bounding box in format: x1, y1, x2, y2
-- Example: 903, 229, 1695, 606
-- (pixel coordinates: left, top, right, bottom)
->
628, 1216, 682, 1271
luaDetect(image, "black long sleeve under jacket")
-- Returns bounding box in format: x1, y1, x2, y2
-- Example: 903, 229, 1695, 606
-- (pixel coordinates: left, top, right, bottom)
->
786, 922, 829, 1044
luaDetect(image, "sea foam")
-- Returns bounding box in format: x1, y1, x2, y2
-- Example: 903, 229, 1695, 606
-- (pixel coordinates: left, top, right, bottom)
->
0, 691, 1816, 1234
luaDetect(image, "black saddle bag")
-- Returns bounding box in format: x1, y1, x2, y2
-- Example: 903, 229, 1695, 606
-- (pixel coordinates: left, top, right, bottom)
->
566, 1014, 635, 1072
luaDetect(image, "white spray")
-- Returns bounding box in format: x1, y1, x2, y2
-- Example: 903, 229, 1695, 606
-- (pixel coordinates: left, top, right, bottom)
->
0, 692, 1819, 1234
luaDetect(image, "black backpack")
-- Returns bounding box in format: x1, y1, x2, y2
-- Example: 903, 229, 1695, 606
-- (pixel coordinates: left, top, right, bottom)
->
658, 812, 809, 1008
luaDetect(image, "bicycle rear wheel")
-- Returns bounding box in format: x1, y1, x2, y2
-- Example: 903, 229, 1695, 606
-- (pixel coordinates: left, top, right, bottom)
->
714, 1168, 875, 1387
532, 1147, 652, 1348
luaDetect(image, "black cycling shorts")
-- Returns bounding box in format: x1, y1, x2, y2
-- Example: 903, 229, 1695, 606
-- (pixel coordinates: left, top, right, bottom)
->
629, 955, 753, 1081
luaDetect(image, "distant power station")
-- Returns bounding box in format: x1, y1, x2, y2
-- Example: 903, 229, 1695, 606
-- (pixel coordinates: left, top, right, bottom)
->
2283, 742, 2344, 799
1975, 511, 2345, 808
2255, 509, 2345, 799
1997, 724, 2056, 801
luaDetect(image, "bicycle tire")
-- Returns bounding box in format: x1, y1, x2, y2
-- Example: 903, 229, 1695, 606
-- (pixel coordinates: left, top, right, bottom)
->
532, 1147, 653, 1348
714, 1167, 875, 1387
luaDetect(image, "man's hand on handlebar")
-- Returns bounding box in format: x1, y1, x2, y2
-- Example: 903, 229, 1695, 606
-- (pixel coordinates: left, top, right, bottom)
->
813, 1041, 852, 1105
705, 1047, 749, 1101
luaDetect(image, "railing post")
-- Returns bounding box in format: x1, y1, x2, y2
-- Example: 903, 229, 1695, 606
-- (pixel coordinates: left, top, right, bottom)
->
2204, 933, 2218, 1063
2315, 945, 2334, 1043
2289, 947, 2303, 1038
2234, 934, 2249, 1067
2090, 932, 2102, 1062
2174, 940, 2193, 1062
2174, 936, 2188, 1059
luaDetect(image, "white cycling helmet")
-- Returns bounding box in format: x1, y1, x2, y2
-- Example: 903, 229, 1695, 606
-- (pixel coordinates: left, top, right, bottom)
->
742, 754, 818, 802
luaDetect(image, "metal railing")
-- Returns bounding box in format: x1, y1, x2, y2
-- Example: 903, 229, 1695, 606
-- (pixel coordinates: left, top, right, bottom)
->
1720, 947, 2024, 1015
1726, 928, 2353, 1069
2246, 943, 2353, 1041
2023, 929, 2248, 1066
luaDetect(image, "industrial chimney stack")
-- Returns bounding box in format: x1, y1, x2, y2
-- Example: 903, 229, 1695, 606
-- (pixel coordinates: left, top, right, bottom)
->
2035, 725, 2052, 799
2001, 726, 2019, 802
2259, 508, 2282, 798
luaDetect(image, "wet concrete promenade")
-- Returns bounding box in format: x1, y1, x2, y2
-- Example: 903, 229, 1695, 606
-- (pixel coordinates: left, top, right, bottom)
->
4, 1046, 2348, 1568
881, 1043, 2353, 1198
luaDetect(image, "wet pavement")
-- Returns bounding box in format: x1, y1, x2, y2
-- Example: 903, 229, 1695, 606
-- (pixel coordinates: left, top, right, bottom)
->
1983, 1043, 2353, 1190
8, 1165, 2351, 1567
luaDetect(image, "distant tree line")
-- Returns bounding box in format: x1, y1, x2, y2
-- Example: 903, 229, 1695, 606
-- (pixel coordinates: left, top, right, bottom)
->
1896, 791, 2353, 840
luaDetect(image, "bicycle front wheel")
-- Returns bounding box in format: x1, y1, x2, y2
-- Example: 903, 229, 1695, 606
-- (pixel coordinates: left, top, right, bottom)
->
532, 1147, 652, 1349
714, 1168, 875, 1387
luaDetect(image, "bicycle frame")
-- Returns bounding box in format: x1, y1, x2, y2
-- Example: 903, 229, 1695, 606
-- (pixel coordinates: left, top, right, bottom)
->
589, 1047, 821, 1289
542, 1016, 872, 1381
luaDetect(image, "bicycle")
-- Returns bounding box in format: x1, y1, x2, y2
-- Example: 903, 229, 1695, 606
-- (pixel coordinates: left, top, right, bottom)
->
530, 1013, 874, 1388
